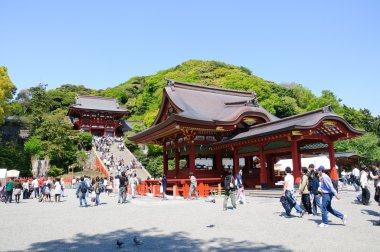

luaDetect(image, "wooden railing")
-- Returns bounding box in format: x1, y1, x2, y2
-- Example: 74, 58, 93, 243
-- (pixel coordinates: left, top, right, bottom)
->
137, 178, 223, 198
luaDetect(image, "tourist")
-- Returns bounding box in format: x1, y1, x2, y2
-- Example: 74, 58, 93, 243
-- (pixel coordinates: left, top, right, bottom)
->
54, 178, 62, 202
299, 167, 312, 215
130, 173, 138, 198
60, 179, 65, 197
370, 163, 379, 187
187, 172, 199, 200
93, 177, 101, 206
160, 175, 167, 200
223, 170, 236, 210
312, 170, 321, 216
44, 183, 51, 202
32, 177, 39, 199
282, 167, 304, 217
341, 169, 348, 187
22, 179, 29, 199
5, 177, 14, 203
317, 165, 347, 228
359, 167, 370, 205
352, 166, 360, 191
71, 177, 76, 189
118, 172, 127, 203
76, 177, 89, 207
236, 170, 248, 204
369, 171, 380, 225
13, 179, 22, 203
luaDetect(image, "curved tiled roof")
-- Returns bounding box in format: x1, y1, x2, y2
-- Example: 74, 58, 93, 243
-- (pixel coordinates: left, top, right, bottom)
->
163, 79, 279, 124
69, 95, 128, 113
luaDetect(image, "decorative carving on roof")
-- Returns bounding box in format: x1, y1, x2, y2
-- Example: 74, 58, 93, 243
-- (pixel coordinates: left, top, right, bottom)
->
167, 79, 175, 91
246, 91, 259, 107
322, 105, 333, 113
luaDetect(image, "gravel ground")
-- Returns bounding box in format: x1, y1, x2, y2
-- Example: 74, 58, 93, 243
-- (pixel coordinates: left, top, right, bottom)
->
0, 186, 379, 252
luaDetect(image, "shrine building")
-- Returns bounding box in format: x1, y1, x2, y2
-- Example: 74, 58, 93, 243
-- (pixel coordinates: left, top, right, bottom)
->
129, 79, 364, 188
68, 95, 128, 136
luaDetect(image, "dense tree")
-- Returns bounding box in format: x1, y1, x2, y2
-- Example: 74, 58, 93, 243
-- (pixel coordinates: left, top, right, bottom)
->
0, 66, 17, 123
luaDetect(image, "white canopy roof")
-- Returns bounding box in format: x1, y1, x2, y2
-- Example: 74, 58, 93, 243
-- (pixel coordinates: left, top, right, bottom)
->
275, 156, 331, 171
6, 169, 20, 178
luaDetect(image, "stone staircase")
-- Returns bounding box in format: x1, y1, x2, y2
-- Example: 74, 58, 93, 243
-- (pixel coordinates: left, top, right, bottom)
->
245, 189, 283, 198
95, 142, 151, 180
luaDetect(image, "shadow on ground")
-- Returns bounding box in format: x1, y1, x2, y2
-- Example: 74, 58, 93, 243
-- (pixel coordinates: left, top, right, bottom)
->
25, 228, 291, 252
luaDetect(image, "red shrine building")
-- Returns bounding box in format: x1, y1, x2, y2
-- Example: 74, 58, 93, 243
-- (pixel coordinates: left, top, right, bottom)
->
129, 79, 364, 188
68, 95, 128, 136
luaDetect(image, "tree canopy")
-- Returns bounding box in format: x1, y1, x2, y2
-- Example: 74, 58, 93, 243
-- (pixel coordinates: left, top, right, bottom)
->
0, 66, 16, 123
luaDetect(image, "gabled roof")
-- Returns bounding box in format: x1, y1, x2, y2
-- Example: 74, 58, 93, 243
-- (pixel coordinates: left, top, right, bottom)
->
69, 95, 128, 113
217, 106, 365, 145
154, 79, 278, 125
129, 79, 279, 143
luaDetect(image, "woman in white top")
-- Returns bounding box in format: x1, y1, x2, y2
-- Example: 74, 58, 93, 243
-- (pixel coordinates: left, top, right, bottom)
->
54, 178, 62, 202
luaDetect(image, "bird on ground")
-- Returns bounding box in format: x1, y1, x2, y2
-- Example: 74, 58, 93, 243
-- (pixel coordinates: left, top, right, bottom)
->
206, 224, 215, 228
116, 240, 124, 248
133, 236, 143, 246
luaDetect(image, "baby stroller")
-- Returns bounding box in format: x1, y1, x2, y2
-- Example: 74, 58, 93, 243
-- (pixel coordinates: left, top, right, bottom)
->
0, 186, 6, 202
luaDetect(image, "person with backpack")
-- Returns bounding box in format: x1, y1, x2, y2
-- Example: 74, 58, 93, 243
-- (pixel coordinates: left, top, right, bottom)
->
5, 177, 14, 203
282, 167, 304, 217
223, 170, 237, 211
93, 177, 101, 206
76, 177, 89, 207
299, 167, 312, 215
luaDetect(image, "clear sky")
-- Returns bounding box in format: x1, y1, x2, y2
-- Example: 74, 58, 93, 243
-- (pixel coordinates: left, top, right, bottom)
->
1, 1, 379, 116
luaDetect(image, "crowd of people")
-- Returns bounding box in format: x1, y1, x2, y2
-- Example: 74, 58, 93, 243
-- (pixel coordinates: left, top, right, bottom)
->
93, 135, 141, 176
0, 177, 66, 203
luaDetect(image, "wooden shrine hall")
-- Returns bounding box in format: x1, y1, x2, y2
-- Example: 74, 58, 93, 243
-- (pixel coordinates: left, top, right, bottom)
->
68, 95, 128, 136
129, 79, 364, 188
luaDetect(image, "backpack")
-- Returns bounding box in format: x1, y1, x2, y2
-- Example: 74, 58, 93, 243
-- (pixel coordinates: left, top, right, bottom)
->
224, 175, 234, 190
81, 183, 87, 194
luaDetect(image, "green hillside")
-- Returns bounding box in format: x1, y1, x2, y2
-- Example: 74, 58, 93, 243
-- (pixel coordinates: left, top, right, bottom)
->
102, 60, 358, 129
1, 60, 380, 177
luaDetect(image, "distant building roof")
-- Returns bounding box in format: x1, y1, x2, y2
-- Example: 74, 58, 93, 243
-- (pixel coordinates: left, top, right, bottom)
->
69, 95, 128, 113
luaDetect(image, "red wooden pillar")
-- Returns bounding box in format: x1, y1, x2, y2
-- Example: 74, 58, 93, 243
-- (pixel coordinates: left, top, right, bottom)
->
259, 146, 267, 187
189, 143, 195, 173
233, 148, 239, 176
163, 151, 168, 176
291, 140, 301, 184
328, 141, 338, 181
175, 147, 180, 176
215, 150, 223, 176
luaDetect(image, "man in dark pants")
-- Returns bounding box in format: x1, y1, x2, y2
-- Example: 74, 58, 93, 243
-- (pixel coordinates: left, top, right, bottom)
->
5, 178, 14, 203
299, 167, 312, 214
223, 170, 236, 211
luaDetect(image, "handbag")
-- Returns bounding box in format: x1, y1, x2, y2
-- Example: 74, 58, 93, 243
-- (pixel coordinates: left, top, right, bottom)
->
159, 185, 163, 193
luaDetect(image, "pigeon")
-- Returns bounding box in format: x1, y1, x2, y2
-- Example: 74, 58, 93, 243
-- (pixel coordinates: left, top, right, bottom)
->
133, 236, 143, 246
206, 224, 215, 228
116, 240, 124, 248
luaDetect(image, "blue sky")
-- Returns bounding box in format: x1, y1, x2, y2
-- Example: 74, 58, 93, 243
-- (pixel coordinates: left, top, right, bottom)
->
1, 1, 380, 116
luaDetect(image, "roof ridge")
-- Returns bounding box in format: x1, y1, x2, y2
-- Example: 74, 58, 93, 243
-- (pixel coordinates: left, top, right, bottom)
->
76, 94, 117, 101
247, 106, 335, 130
165, 78, 253, 97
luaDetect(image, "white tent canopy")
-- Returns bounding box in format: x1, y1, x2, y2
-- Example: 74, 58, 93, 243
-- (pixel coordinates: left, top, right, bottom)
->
275, 156, 331, 172
6, 169, 20, 178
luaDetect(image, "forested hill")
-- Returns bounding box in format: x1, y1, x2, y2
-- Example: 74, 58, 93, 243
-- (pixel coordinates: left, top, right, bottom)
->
101, 60, 369, 130
2, 60, 380, 177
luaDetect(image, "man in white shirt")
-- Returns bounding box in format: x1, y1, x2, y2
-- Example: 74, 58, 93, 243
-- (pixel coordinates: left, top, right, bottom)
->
32, 178, 39, 199
352, 167, 360, 191
283, 167, 305, 217
360, 167, 370, 205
